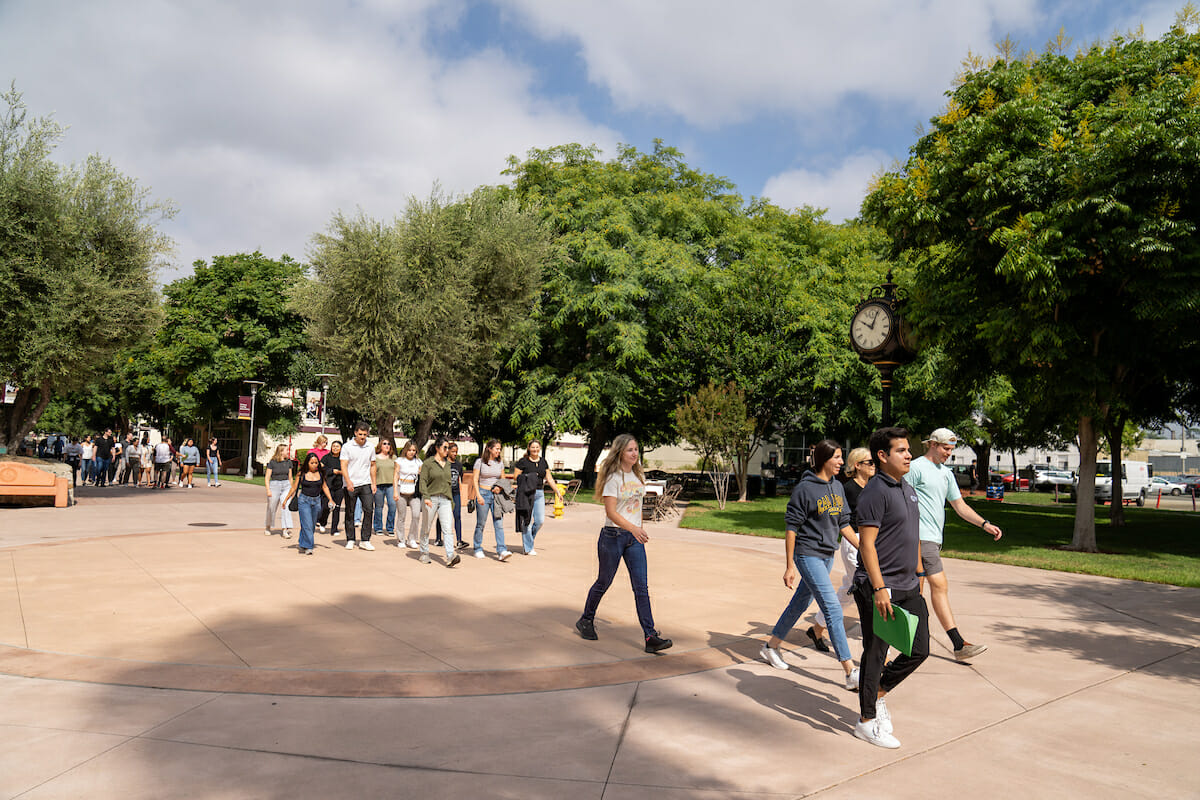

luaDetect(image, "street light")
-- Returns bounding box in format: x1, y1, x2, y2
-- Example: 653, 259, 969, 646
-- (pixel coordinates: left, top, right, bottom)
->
315, 373, 336, 439
244, 380, 265, 479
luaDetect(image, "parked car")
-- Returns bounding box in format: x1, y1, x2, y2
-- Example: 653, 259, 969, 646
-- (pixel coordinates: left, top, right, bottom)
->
1069, 460, 1150, 505
1148, 476, 1186, 496
1035, 469, 1075, 491
999, 472, 1030, 490
950, 464, 978, 489
1179, 476, 1200, 495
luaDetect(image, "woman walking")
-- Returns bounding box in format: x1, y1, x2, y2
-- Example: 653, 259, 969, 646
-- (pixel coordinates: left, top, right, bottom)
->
80, 435, 95, 485
575, 434, 673, 653
417, 437, 461, 567
759, 439, 860, 690
808, 447, 875, 651
395, 440, 423, 548
512, 440, 564, 556
373, 439, 398, 538
285, 452, 333, 555
472, 439, 512, 561
179, 438, 201, 488
264, 444, 295, 538
206, 437, 223, 487
318, 441, 344, 536
139, 436, 155, 487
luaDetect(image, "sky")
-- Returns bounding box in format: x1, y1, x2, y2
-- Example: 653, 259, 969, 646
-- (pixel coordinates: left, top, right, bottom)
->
0, 0, 1183, 282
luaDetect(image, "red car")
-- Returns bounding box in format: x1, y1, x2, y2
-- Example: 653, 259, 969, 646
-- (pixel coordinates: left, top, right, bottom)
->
999, 472, 1030, 490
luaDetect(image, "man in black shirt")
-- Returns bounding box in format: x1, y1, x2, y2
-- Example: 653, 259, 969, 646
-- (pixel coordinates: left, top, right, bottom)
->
851, 427, 930, 749
93, 429, 115, 487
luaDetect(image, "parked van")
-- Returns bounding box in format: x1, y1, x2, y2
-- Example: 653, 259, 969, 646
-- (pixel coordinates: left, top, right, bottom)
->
1071, 460, 1151, 505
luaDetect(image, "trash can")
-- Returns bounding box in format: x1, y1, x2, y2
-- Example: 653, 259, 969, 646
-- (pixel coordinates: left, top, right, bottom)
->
762, 467, 777, 497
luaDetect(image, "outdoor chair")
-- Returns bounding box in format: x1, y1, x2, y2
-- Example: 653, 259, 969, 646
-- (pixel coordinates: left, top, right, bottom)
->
562, 479, 583, 506
651, 482, 683, 522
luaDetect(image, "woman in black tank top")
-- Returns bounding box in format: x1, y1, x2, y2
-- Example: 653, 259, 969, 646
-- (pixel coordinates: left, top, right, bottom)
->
286, 452, 333, 555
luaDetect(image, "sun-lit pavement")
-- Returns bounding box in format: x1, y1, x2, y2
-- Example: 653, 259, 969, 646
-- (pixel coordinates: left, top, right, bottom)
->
1, 482, 1197, 798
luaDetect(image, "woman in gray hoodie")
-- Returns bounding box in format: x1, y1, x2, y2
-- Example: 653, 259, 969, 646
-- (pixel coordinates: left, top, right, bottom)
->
759, 439, 860, 691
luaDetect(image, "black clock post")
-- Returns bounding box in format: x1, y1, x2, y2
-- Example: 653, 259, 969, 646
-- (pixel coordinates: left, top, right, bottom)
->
849, 272, 917, 426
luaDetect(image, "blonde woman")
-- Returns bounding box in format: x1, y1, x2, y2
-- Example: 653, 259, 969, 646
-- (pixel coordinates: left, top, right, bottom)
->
471, 439, 511, 561
809, 446, 874, 652
372, 439, 398, 537
575, 435, 672, 653
394, 440, 423, 548
264, 444, 295, 537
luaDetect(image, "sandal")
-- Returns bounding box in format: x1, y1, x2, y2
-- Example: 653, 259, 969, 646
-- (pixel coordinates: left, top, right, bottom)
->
806, 626, 831, 653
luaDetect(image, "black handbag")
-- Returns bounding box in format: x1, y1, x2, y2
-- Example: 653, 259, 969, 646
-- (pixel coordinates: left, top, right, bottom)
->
288, 494, 299, 512
467, 498, 476, 513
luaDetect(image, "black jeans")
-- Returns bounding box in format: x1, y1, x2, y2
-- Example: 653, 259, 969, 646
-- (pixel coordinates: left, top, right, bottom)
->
320, 486, 343, 532
344, 484, 374, 542
853, 582, 930, 720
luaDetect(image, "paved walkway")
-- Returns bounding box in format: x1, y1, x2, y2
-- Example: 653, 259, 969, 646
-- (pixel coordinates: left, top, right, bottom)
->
1, 482, 1197, 798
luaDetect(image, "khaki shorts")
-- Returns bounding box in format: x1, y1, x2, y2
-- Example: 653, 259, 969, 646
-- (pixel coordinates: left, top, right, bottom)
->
920, 540, 945, 576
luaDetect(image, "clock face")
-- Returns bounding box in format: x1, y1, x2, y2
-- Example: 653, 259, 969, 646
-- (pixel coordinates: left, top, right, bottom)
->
851, 303, 892, 352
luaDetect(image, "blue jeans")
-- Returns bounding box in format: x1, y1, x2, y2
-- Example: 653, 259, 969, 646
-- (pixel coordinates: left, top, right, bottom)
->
421, 496, 455, 559
581, 526, 656, 638
297, 494, 320, 549
770, 553, 852, 663
521, 489, 545, 553
473, 488, 507, 554
373, 485, 396, 534
81, 459, 93, 482
206, 458, 220, 485
93, 457, 111, 486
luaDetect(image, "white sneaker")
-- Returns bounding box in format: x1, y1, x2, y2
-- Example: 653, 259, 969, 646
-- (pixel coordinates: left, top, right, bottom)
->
406, 539, 418, 549
345, 540, 355, 550
526, 549, 538, 556
760, 644, 789, 670
854, 717, 900, 749
845, 668, 860, 691
316, 524, 325, 534
359, 540, 375, 551
283, 529, 291, 539
875, 697, 893, 734
474, 550, 485, 559
215, 482, 221, 487
498, 551, 512, 562
264, 528, 272, 536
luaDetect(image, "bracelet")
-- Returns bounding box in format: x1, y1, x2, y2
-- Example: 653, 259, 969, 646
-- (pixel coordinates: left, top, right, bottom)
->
980, 520, 991, 529
872, 586, 886, 593
916, 571, 927, 577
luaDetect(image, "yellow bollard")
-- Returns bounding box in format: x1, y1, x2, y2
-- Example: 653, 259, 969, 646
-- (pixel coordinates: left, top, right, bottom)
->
554, 490, 565, 519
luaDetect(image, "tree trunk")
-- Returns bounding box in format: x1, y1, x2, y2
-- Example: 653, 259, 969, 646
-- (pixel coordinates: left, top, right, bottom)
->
1069, 416, 1099, 552
412, 415, 435, 453
376, 413, 397, 452
1107, 415, 1127, 527
974, 443, 991, 491
580, 420, 610, 489
0, 383, 53, 454
735, 444, 750, 502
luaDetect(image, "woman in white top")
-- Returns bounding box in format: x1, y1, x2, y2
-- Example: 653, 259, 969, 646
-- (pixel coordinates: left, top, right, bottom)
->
471, 439, 512, 561
394, 440, 423, 548
574, 434, 672, 653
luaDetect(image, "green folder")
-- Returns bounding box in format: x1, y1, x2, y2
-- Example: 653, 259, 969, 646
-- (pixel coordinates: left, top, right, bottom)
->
872, 603, 918, 657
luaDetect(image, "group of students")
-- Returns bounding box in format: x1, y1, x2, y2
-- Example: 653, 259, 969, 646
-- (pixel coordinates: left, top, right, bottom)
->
58, 430, 225, 489
756, 426, 1002, 750
262, 423, 565, 561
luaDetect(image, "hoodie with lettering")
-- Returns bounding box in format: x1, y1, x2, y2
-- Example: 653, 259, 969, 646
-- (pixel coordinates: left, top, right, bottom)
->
784, 472, 851, 558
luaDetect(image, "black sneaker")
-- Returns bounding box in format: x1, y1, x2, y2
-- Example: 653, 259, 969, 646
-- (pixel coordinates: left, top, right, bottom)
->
575, 618, 598, 640
645, 634, 673, 654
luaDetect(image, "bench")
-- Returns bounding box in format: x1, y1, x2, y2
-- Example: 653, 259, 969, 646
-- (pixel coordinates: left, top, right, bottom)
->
0, 461, 70, 507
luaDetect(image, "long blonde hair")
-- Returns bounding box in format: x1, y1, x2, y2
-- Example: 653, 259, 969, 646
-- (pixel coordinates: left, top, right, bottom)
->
844, 447, 871, 477
270, 444, 289, 462
594, 434, 644, 499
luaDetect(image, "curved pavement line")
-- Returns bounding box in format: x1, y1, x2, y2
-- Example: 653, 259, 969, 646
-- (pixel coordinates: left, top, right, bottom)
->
0, 641, 752, 698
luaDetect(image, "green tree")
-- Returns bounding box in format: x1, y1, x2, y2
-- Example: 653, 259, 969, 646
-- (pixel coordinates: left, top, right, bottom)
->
121, 252, 306, 436
301, 187, 549, 446
0, 87, 173, 451
863, 18, 1200, 551
674, 382, 755, 508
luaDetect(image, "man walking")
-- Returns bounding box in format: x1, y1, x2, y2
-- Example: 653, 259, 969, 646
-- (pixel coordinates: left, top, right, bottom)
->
93, 429, 115, 487
906, 428, 1003, 662
153, 438, 173, 489
852, 427, 930, 749
340, 421, 377, 551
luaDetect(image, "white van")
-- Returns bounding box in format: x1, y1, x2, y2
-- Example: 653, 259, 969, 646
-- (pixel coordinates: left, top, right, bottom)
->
1072, 460, 1151, 505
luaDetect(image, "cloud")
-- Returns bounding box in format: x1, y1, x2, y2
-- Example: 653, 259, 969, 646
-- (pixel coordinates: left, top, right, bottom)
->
761, 151, 892, 222
500, 0, 1040, 127
0, 0, 617, 280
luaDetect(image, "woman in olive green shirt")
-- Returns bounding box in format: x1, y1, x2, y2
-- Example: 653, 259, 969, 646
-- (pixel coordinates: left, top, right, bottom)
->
372, 439, 398, 537
418, 437, 459, 567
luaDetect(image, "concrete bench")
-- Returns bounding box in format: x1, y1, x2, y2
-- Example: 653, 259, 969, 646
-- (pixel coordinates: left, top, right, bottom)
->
0, 461, 70, 507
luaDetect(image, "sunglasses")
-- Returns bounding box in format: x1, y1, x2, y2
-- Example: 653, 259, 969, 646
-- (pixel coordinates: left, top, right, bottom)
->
860, 459, 875, 466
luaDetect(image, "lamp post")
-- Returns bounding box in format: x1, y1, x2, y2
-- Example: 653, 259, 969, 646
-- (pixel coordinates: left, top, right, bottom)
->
243, 380, 265, 479
315, 373, 336, 439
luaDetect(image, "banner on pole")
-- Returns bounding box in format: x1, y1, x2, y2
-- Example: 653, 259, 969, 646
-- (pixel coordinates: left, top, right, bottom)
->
238, 396, 252, 420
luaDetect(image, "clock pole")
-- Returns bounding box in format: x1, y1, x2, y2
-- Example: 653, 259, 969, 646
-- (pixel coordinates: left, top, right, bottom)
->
849, 272, 916, 428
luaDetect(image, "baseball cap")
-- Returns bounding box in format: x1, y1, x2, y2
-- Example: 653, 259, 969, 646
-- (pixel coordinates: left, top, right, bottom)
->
924, 427, 958, 445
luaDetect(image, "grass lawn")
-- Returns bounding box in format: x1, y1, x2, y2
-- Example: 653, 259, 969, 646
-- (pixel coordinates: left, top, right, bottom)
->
220, 475, 265, 487
680, 492, 1200, 588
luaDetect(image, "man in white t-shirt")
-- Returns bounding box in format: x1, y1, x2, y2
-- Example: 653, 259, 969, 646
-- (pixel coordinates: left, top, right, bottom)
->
905, 427, 1003, 662
340, 421, 378, 550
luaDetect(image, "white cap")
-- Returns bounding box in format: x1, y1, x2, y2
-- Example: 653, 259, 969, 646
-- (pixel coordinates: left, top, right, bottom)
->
924, 427, 958, 445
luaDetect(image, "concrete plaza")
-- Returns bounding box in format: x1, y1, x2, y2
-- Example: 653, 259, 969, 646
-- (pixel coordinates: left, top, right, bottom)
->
0, 481, 1197, 798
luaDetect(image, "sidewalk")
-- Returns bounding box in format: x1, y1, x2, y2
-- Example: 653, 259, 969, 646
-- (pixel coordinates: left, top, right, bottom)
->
1, 484, 1197, 798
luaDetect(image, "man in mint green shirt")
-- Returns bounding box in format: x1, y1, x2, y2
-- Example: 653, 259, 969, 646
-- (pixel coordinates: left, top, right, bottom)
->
905, 428, 1003, 662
